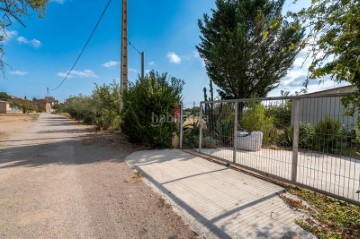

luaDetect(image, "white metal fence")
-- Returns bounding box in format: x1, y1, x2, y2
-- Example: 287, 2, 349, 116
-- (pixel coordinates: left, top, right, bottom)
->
196, 94, 360, 205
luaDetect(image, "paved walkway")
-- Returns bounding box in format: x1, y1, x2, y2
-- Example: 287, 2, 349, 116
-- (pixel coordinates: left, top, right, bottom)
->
126, 150, 314, 239
202, 148, 360, 202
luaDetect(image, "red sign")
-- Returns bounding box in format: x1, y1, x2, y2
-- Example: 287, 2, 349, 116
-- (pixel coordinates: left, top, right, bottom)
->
173, 105, 181, 119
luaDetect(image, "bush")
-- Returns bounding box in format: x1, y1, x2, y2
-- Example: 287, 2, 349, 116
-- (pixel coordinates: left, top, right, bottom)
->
266, 100, 292, 129
92, 82, 121, 130
9, 98, 36, 113
63, 95, 95, 123
241, 103, 275, 145
280, 118, 359, 156
121, 70, 184, 148
62, 82, 121, 129
314, 118, 341, 154
202, 136, 217, 148
283, 123, 316, 149
183, 122, 200, 149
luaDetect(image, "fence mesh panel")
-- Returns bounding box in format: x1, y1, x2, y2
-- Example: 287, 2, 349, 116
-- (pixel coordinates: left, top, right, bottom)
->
197, 94, 360, 205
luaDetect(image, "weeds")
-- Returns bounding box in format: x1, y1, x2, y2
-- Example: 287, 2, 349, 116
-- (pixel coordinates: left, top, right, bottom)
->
124, 171, 144, 183
281, 186, 360, 238
30, 114, 39, 121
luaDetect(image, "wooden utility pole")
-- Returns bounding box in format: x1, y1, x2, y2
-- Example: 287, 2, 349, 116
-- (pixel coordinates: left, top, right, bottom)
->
120, 0, 128, 111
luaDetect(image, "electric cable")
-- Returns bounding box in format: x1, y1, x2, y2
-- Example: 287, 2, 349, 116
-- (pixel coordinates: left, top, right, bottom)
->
50, 0, 112, 91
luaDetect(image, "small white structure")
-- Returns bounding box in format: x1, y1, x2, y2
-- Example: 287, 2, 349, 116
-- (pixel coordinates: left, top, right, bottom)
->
0, 101, 11, 113
236, 131, 263, 151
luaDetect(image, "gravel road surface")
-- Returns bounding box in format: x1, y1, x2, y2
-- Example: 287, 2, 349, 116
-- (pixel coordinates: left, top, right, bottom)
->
0, 114, 197, 239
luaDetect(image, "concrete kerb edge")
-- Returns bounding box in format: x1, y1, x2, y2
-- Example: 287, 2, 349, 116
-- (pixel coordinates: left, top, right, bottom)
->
185, 149, 360, 207
124, 155, 218, 239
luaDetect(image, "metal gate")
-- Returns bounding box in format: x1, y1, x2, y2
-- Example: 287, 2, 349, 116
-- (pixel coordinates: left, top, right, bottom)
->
197, 94, 360, 205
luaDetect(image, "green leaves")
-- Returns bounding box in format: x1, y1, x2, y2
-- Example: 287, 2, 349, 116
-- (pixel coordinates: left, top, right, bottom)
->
121, 70, 184, 148
298, 0, 360, 106
197, 0, 305, 99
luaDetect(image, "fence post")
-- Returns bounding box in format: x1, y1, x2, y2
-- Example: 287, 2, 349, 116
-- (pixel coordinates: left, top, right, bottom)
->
199, 102, 203, 152
179, 103, 184, 149
291, 99, 300, 183
233, 102, 238, 163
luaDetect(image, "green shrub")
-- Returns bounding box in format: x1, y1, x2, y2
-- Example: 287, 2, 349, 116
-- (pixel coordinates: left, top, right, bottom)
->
62, 83, 121, 129
202, 136, 217, 148
241, 103, 275, 145
215, 115, 234, 146
266, 100, 292, 129
299, 123, 316, 149
314, 118, 341, 154
63, 95, 95, 123
121, 70, 184, 148
282, 123, 315, 148
183, 122, 200, 149
92, 82, 121, 130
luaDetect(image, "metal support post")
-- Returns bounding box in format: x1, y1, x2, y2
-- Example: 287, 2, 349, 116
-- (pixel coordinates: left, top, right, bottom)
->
291, 99, 300, 183
233, 102, 238, 163
179, 104, 184, 149
199, 102, 203, 152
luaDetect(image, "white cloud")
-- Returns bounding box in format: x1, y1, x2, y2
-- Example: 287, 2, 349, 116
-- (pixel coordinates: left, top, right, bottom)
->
167, 52, 182, 64
57, 69, 98, 79
17, 36, 42, 48
148, 61, 155, 66
293, 57, 306, 68
102, 60, 119, 68
1, 30, 18, 43
9, 70, 28, 76
31, 39, 41, 48
17, 36, 27, 44
129, 68, 137, 73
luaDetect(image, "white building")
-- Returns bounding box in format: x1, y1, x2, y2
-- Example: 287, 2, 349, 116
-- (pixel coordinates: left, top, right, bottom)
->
297, 85, 358, 127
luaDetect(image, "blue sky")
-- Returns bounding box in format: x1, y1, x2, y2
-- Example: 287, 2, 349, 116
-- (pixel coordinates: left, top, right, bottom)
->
0, 0, 348, 105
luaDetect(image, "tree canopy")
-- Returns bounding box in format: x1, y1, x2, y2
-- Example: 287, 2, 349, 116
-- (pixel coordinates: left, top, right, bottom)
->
296, 0, 360, 109
197, 0, 305, 99
0, 0, 48, 29
0, 92, 10, 101
8, 98, 35, 113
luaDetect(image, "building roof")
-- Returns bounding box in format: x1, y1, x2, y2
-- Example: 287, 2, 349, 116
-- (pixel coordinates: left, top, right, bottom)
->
306, 85, 356, 95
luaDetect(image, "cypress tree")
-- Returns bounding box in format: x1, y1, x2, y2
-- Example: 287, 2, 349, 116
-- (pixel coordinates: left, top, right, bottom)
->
197, 0, 305, 99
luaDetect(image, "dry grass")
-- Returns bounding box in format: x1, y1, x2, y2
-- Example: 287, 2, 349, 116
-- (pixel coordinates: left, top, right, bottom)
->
278, 194, 304, 210
123, 171, 144, 183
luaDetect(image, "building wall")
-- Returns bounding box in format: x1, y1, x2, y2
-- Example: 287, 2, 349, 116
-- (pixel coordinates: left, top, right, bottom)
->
0, 101, 7, 113
297, 96, 357, 127
296, 86, 358, 127
6, 103, 11, 112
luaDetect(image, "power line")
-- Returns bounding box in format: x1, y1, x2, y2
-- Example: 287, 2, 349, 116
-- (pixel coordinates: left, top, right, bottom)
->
129, 41, 141, 55
50, 0, 112, 91
128, 41, 145, 79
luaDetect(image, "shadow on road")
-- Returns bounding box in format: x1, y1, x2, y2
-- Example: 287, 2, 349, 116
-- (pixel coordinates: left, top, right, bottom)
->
0, 135, 135, 169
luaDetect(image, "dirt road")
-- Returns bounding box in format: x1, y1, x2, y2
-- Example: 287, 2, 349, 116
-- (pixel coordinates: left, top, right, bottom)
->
0, 114, 196, 238
0, 113, 39, 141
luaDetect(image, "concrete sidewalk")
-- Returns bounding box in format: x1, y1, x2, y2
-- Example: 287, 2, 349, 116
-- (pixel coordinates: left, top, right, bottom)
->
126, 150, 314, 239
